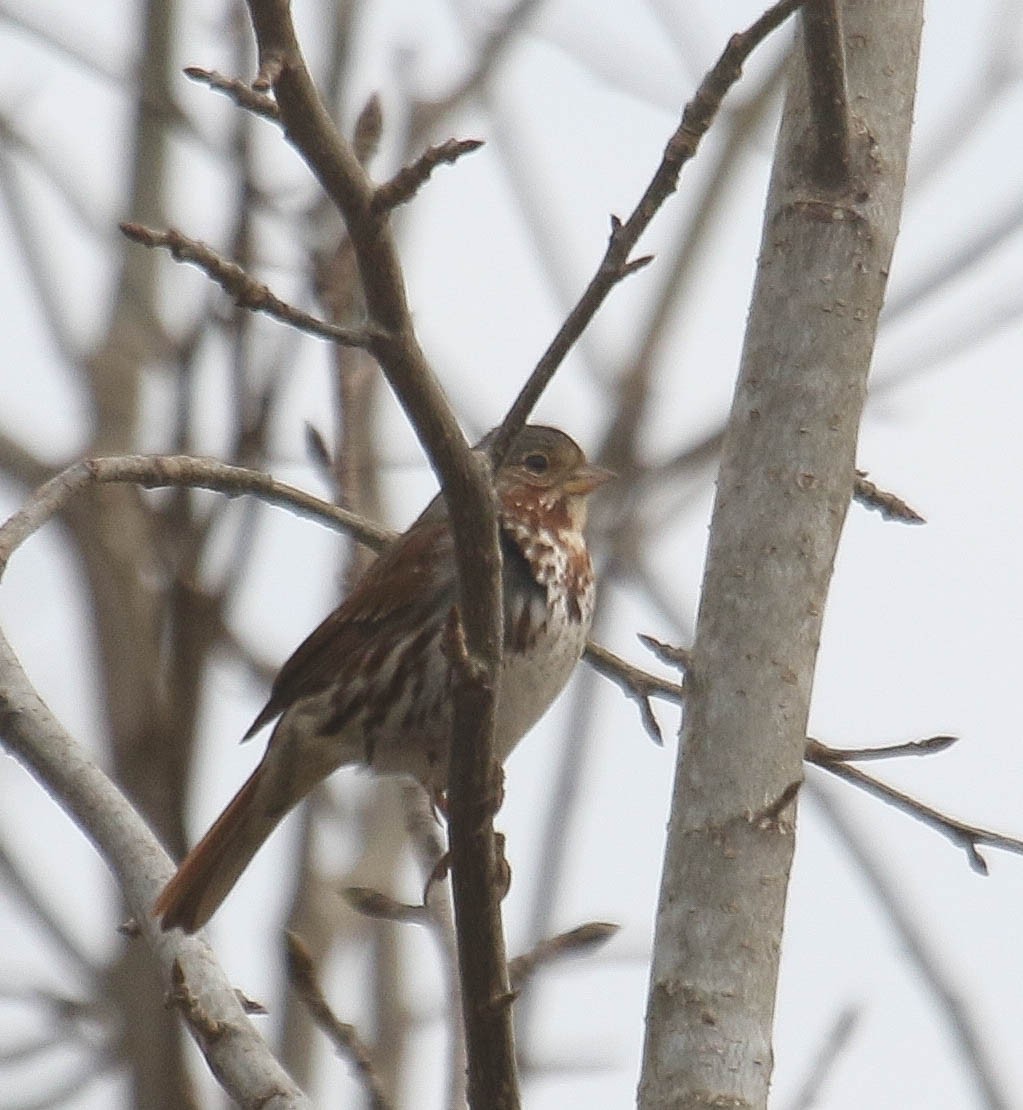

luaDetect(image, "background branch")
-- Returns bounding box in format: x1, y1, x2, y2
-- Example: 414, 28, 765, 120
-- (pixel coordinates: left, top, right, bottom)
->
0, 629, 311, 1109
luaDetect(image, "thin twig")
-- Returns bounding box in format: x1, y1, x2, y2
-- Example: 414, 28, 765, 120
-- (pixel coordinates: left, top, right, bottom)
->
183, 66, 280, 120
800, 0, 852, 187
853, 471, 925, 523
806, 748, 1023, 874
119, 223, 378, 348
491, 0, 806, 460
508, 922, 620, 990
342, 886, 430, 926
807, 735, 957, 763
637, 633, 693, 673
372, 138, 485, 214
285, 932, 393, 1110
583, 641, 684, 745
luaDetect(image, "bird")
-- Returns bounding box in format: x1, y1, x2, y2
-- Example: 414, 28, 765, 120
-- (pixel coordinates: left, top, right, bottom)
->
154, 425, 611, 932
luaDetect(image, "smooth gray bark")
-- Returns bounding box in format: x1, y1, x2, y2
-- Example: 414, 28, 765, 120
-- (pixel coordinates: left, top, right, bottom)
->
638, 4, 923, 1107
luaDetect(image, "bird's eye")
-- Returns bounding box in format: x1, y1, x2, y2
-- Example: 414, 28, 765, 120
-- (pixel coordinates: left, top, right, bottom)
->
522, 452, 549, 474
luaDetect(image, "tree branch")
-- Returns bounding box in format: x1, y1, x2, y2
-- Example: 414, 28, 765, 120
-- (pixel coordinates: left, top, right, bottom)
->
0, 629, 311, 1108
807, 734, 956, 762
508, 922, 620, 990
492, 0, 807, 459
807, 746, 1023, 873
371, 138, 485, 214
119, 223, 378, 348
285, 932, 393, 1109
0, 454, 393, 576
582, 641, 683, 746
241, 4, 515, 1103
853, 469, 925, 523
184, 65, 281, 120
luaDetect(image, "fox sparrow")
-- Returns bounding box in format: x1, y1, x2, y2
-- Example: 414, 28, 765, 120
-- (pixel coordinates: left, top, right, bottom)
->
155, 425, 611, 932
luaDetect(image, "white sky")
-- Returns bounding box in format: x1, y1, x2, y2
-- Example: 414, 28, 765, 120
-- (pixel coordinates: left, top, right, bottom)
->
1, 2, 1022, 1108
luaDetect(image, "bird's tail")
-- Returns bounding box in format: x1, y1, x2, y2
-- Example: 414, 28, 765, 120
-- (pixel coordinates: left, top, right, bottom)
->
154, 760, 282, 934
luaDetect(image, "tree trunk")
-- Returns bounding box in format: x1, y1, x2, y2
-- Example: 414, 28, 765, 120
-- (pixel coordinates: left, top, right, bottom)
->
638, 4, 923, 1107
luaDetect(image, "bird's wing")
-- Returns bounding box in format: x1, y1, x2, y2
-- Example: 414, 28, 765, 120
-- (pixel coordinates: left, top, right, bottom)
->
243, 517, 454, 739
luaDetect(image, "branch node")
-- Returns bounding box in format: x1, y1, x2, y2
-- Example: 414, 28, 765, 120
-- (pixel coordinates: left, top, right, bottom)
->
253, 53, 284, 91
167, 959, 229, 1042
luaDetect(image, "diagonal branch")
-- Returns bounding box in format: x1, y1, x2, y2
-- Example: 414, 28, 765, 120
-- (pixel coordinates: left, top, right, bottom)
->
491, 0, 807, 460
583, 641, 683, 745
184, 65, 280, 120
807, 734, 956, 762
285, 932, 393, 1109
807, 748, 1023, 874
372, 138, 485, 214
0, 628, 310, 1108
119, 223, 378, 348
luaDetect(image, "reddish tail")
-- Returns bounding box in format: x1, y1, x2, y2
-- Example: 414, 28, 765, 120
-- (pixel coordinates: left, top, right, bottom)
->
154, 761, 282, 933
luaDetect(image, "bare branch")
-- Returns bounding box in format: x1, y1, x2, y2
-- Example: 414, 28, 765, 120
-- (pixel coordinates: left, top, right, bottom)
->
285, 932, 393, 1110
493, 0, 806, 458
183, 66, 280, 120
372, 138, 485, 214
800, 0, 852, 187
119, 223, 377, 348
583, 641, 684, 745
508, 922, 620, 990
0, 454, 393, 576
637, 632, 693, 673
342, 887, 430, 926
807, 747, 1023, 873
639, 1, 922, 1102
807, 734, 957, 762
0, 629, 310, 1108
853, 470, 926, 523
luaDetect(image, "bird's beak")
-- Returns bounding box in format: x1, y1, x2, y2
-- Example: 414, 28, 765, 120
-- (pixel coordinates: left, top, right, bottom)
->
565, 463, 616, 495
